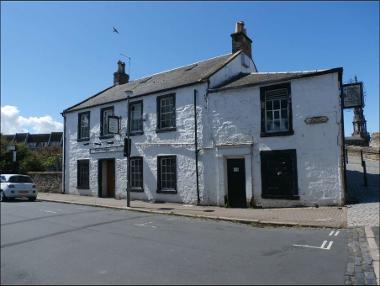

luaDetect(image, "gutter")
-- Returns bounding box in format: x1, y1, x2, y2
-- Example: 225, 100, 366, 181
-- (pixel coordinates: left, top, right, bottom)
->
194, 89, 200, 205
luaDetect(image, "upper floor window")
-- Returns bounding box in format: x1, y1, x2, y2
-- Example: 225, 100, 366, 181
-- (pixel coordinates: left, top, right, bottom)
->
100, 107, 114, 138
260, 83, 293, 137
78, 111, 90, 141
157, 94, 176, 132
129, 101, 143, 135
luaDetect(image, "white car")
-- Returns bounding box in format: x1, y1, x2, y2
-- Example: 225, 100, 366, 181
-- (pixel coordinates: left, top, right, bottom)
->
0, 174, 38, 201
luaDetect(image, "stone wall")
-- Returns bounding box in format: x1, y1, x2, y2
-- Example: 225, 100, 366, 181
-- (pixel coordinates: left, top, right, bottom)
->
28, 172, 62, 193
346, 145, 380, 161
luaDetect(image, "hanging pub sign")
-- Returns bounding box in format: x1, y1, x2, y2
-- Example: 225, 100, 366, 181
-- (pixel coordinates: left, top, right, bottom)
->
342, 82, 363, 109
108, 115, 120, 134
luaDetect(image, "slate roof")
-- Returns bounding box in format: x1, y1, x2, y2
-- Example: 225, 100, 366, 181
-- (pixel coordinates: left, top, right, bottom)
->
63, 52, 241, 113
210, 68, 343, 92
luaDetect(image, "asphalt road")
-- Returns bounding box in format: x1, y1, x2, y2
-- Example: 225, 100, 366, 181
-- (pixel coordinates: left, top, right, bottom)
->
1, 201, 349, 285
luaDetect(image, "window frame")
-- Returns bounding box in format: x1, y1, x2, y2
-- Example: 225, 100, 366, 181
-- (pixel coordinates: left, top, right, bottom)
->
157, 155, 177, 194
128, 100, 144, 136
77, 111, 90, 141
260, 149, 299, 200
129, 156, 144, 192
156, 93, 176, 132
77, 159, 90, 189
100, 106, 114, 139
260, 83, 294, 137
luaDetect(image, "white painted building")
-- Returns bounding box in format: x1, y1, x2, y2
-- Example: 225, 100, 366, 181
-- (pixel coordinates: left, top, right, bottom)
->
62, 22, 346, 208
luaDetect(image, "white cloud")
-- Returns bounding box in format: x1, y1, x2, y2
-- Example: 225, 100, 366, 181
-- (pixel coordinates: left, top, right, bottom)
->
1, 105, 63, 134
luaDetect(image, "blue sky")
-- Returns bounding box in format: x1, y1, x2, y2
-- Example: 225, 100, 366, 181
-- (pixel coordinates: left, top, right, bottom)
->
1, 1, 379, 135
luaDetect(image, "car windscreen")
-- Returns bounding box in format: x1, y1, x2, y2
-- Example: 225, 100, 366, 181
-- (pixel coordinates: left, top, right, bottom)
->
8, 176, 33, 183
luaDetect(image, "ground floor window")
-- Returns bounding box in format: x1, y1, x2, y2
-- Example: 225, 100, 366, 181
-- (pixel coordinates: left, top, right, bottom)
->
130, 157, 143, 191
77, 160, 89, 189
157, 156, 177, 193
260, 149, 299, 200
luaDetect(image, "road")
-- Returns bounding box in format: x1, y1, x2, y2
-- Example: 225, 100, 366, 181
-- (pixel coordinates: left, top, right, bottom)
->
1, 201, 349, 285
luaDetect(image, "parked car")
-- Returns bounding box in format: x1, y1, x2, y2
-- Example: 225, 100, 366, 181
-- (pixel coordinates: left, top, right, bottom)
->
0, 174, 38, 201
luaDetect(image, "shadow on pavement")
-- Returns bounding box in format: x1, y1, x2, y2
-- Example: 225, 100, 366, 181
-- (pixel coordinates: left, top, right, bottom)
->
346, 170, 380, 204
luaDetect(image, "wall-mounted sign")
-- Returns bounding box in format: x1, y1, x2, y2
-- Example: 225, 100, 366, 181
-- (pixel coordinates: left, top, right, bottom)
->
89, 145, 123, 154
108, 116, 120, 134
304, 116, 329, 125
343, 82, 363, 109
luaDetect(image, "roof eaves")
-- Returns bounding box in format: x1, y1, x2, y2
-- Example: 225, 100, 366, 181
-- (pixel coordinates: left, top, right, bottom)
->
209, 67, 343, 93
62, 85, 115, 115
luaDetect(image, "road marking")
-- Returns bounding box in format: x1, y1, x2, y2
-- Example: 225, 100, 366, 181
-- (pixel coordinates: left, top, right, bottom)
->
41, 210, 57, 214
329, 230, 340, 237
134, 221, 157, 229
293, 240, 334, 250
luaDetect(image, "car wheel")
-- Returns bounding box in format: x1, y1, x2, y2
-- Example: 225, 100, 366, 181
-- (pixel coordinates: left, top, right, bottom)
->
28, 197, 36, 201
0, 191, 7, 202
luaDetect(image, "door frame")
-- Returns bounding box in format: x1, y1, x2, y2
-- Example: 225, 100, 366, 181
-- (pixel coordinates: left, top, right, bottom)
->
225, 156, 247, 208
98, 158, 116, 198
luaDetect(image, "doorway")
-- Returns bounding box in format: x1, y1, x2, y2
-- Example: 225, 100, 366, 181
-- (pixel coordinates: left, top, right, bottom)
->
227, 158, 247, 208
98, 159, 115, 198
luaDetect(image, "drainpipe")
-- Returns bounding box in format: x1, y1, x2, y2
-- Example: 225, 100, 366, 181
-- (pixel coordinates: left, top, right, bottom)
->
338, 68, 347, 205
61, 112, 66, 194
194, 89, 200, 205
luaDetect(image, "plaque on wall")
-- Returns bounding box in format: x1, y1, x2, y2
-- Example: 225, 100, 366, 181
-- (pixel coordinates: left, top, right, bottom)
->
305, 116, 329, 124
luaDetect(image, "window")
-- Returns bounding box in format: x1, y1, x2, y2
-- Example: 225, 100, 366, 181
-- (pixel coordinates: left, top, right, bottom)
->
260, 150, 299, 200
157, 94, 176, 131
260, 83, 293, 137
157, 156, 177, 193
100, 107, 114, 137
130, 157, 143, 191
8, 175, 33, 183
129, 101, 143, 135
77, 160, 89, 189
78, 112, 90, 140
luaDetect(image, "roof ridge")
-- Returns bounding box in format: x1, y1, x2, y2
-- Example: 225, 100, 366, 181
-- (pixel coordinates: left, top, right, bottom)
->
127, 53, 233, 82
251, 70, 328, 74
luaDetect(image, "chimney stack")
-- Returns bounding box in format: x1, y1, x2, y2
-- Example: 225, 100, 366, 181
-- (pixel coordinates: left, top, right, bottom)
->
231, 21, 252, 58
113, 60, 129, 85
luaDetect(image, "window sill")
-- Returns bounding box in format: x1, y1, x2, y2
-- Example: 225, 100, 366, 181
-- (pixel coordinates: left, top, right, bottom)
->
99, 135, 114, 140
77, 186, 90, 190
260, 130, 294, 137
262, 194, 300, 200
156, 127, 177, 133
77, 138, 90, 142
157, 189, 177, 194
129, 131, 144, 136
129, 188, 144, 193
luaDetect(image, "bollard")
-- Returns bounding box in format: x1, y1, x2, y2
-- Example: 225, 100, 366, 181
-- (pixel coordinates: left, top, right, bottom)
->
361, 150, 368, 187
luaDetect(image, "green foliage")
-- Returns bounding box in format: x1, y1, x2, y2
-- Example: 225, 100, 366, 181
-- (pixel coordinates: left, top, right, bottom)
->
0, 135, 62, 174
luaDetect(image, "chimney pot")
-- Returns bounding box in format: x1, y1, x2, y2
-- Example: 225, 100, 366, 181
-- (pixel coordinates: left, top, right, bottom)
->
113, 60, 129, 85
231, 21, 252, 58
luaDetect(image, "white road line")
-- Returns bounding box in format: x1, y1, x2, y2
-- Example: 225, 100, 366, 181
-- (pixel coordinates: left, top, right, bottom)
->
334, 230, 340, 237
325, 241, 334, 250
329, 231, 334, 236
293, 240, 334, 251
42, 210, 57, 214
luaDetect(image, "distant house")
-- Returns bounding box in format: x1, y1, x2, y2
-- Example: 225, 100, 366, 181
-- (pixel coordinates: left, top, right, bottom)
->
62, 21, 346, 208
2, 132, 63, 150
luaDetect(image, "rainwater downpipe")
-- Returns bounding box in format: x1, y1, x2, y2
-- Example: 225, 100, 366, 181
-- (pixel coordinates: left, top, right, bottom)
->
194, 88, 200, 205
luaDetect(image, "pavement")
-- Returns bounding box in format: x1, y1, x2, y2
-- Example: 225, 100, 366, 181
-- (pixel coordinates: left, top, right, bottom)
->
37, 192, 347, 229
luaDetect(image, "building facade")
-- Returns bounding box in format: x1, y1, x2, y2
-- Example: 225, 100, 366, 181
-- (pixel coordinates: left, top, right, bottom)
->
62, 22, 345, 208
